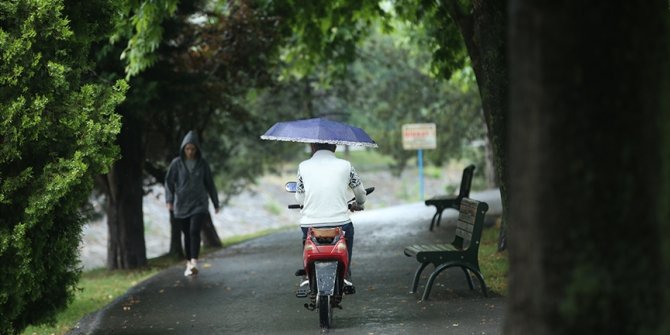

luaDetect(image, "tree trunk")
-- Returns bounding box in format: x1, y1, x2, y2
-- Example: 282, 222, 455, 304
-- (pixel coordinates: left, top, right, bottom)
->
201, 213, 222, 248
483, 122, 498, 188
506, 2, 669, 334
445, 0, 509, 250
106, 114, 148, 270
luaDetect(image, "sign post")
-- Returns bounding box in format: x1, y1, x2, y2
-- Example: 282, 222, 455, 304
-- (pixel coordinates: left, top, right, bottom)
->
402, 123, 437, 200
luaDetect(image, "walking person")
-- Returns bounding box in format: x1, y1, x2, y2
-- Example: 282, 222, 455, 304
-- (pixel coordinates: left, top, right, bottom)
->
165, 130, 220, 276
295, 143, 367, 289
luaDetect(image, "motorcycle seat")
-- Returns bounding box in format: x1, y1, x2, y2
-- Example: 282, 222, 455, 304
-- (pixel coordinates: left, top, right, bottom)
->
310, 227, 342, 238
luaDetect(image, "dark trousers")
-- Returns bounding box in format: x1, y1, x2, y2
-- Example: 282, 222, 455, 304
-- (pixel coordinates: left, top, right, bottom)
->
301, 222, 355, 273
174, 212, 207, 260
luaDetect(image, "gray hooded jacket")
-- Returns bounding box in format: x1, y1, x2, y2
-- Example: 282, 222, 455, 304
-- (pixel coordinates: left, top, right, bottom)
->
165, 131, 220, 219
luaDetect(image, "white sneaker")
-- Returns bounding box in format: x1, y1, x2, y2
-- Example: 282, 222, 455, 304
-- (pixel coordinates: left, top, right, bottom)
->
344, 278, 353, 287
190, 262, 199, 275
184, 261, 198, 276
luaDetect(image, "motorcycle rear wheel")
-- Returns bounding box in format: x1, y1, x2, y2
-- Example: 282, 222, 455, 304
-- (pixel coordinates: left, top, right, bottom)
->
318, 295, 332, 329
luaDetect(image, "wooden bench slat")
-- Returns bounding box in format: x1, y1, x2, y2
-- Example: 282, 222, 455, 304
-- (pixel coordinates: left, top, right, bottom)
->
457, 221, 473, 232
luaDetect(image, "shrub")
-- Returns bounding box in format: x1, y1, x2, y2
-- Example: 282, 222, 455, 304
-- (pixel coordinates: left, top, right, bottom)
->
0, 1, 125, 333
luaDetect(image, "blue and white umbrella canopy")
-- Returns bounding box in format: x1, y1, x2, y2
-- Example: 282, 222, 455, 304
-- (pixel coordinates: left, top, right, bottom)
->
261, 117, 378, 148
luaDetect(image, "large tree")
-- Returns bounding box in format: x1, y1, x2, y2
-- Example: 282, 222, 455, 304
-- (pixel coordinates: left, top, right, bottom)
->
99, 0, 291, 268
0, 0, 125, 332
506, 1, 670, 334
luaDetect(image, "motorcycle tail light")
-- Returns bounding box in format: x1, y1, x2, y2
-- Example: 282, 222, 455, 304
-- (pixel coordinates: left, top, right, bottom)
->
304, 244, 314, 252
336, 243, 347, 252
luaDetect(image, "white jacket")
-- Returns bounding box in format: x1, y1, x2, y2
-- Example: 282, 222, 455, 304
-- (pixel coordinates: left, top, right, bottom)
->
295, 150, 366, 226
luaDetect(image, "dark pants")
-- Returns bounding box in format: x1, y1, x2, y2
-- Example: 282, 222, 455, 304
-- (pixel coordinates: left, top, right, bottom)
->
301, 222, 355, 274
174, 212, 207, 260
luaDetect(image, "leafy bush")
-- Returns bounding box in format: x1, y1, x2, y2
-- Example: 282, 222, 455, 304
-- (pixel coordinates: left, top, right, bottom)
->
0, 1, 125, 333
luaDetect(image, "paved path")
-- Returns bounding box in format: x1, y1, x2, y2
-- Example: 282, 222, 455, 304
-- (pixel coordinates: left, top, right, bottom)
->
70, 190, 505, 335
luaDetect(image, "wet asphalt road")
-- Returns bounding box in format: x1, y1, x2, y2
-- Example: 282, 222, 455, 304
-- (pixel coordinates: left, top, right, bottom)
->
70, 192, 505, 335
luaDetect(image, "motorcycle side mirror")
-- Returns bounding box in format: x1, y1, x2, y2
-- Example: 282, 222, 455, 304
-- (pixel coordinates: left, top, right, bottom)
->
285, 181, 297, 193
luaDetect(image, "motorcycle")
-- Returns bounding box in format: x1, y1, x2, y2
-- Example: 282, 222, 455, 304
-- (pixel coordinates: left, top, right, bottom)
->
285, 181, 374, 329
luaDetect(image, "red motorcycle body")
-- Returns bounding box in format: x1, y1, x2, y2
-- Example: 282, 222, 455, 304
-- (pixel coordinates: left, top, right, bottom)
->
303, 226, 349, 279
300, 226, 350, 329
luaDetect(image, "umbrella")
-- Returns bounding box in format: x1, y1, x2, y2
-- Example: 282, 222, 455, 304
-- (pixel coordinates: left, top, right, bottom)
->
260, 117, 378, 148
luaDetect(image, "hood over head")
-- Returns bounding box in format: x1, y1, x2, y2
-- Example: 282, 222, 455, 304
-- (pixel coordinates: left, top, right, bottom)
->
180, 130, 202, 159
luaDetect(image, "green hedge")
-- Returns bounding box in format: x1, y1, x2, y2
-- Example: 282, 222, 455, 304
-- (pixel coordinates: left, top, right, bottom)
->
0, 1, 125, 333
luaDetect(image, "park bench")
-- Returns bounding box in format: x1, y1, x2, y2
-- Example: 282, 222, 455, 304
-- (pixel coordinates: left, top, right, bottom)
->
404, 197, 489, 301
424, 164, 475, 231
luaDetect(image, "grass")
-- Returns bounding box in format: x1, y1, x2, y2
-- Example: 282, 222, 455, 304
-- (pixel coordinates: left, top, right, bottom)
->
21, 269, 156, 335
21, 227, 291, 335
263, 199, 283, 216
336, 148, 394, 171
424, 165, 444, 179
478, 219, 509, 296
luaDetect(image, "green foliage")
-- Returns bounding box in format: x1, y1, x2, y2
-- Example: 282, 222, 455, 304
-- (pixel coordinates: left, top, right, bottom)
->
0, 0, 125, 333
335, 149, 394, 172
239, 77, 319, 167
341, 30, 485, 175
391, 0, 469, 80
209, 83, 314, 204
263, 199, 282, 216
111, 0, 180, 78
272, 0, 387, 80
272, 0, 468, 82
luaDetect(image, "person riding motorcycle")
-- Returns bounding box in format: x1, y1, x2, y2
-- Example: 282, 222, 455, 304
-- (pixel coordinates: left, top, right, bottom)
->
295, 142, 367, 288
